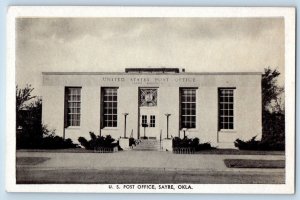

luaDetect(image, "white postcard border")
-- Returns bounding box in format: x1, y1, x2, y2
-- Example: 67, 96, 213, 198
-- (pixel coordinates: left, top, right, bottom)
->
6, 6, 295, 194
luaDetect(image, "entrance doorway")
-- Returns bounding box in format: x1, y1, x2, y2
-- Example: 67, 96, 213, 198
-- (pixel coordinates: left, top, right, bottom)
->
138, 88, 159, 139
139, 109, 159, 139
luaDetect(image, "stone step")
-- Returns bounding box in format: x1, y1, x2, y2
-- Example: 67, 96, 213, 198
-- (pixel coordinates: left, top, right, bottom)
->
133, 148, 162, 151
134, 144, 161, 148
135, 142, 161, 146
135, 145, 161, 148
134, 145, 161, 149
133, 139, 162, 151
134, 146, 161, 150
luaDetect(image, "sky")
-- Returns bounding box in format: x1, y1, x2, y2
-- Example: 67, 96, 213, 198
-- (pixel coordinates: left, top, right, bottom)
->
16, 17, 285, 96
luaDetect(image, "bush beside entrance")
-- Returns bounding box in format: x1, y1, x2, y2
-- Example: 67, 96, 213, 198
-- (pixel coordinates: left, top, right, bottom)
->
78, 132, 120, 151
172, 137, 215, 151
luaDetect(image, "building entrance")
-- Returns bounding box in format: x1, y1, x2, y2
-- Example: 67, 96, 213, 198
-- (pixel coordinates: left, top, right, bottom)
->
139, 108, 159, 139
138, 88, 160, 139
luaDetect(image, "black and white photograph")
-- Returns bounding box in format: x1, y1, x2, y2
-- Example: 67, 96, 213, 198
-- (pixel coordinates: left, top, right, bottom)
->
6, 6, 295, 193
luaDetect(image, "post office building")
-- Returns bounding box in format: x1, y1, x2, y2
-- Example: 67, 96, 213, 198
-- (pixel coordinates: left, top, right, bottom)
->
42, 68, 262, 148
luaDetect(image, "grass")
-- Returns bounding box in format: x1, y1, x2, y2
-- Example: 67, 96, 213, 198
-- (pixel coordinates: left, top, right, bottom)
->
17, 157, 50, 165
195, 149, 285, 155
224, 159, 285, 168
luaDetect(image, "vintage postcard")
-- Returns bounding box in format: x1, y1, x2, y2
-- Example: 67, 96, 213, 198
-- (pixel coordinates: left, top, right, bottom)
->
6, 6, 295, 193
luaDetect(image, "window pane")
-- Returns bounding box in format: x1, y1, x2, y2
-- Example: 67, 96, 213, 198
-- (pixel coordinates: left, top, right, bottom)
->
218, 89, 234, 130
180, 88, 196, 129
150, 115, 155, 127
66, 88, 81, 127
142, 115, 147, 125
102, 88, 118, 127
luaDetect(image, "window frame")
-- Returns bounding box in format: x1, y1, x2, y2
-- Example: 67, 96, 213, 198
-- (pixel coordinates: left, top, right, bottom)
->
218, 87, 236, 131
150, 115, 156, 127
179, 87, 197, 129
101, 87, 118, 128
65, 87, 81, 128
141, 115, 148, 126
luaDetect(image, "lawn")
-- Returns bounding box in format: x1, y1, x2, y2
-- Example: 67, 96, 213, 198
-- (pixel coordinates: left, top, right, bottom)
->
17, 157, 50, 165
224, 159, 285, 168
196, 149, 285, 155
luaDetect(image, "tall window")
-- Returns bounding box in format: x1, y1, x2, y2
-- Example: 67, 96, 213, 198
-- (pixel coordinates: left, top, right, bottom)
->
102, 88, 118, 127
180, 88, 196, 129
218, 88, 235, 130
66, 87, 81, 127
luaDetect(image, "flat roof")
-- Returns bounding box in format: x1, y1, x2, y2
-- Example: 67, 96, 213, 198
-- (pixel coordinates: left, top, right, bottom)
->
42, 71, 262, 75
125, 68, 180, 73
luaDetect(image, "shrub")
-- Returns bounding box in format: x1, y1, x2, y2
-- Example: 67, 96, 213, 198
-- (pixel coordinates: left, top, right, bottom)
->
41, 133, 79, 149
234, 136, 284, 151
259, 68, 285, 151
78, 137, 89, 149
17, 124, 78, 149
173, 136, 215, 151
78, 132, 118, 150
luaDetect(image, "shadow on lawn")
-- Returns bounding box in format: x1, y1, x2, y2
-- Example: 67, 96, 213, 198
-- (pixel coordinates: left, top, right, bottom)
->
224, 159, 285, 168
17, 157, 50, 165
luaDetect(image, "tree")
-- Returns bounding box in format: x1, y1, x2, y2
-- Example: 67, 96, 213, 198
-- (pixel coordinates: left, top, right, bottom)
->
16, 85, 77, 149
262, 67, 284, 113
16, 84, 36, 130
16, 84, 36, 112
261, 67, 285, 148
16, 85, 44, 148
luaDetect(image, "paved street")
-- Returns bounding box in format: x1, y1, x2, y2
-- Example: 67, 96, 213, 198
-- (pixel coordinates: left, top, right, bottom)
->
17, 168, 284, 184
16, 150, 285, 184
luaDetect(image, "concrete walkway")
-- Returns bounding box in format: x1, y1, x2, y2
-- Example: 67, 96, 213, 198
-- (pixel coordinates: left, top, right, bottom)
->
17, 150, 285, 173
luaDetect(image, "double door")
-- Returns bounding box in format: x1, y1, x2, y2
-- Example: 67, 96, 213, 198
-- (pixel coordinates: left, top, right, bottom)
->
139, 108, 159, 139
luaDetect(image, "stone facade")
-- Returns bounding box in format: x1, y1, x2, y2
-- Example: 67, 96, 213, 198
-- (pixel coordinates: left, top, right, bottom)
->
42, 68, 262, 148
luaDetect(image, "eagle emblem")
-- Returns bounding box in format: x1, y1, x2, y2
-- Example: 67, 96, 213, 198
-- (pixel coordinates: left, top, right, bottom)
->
145, 93, 153, 102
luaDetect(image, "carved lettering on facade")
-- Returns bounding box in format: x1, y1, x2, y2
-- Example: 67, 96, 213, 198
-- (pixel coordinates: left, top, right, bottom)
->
102, 77, 125, 82
101, 76, 196, 85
